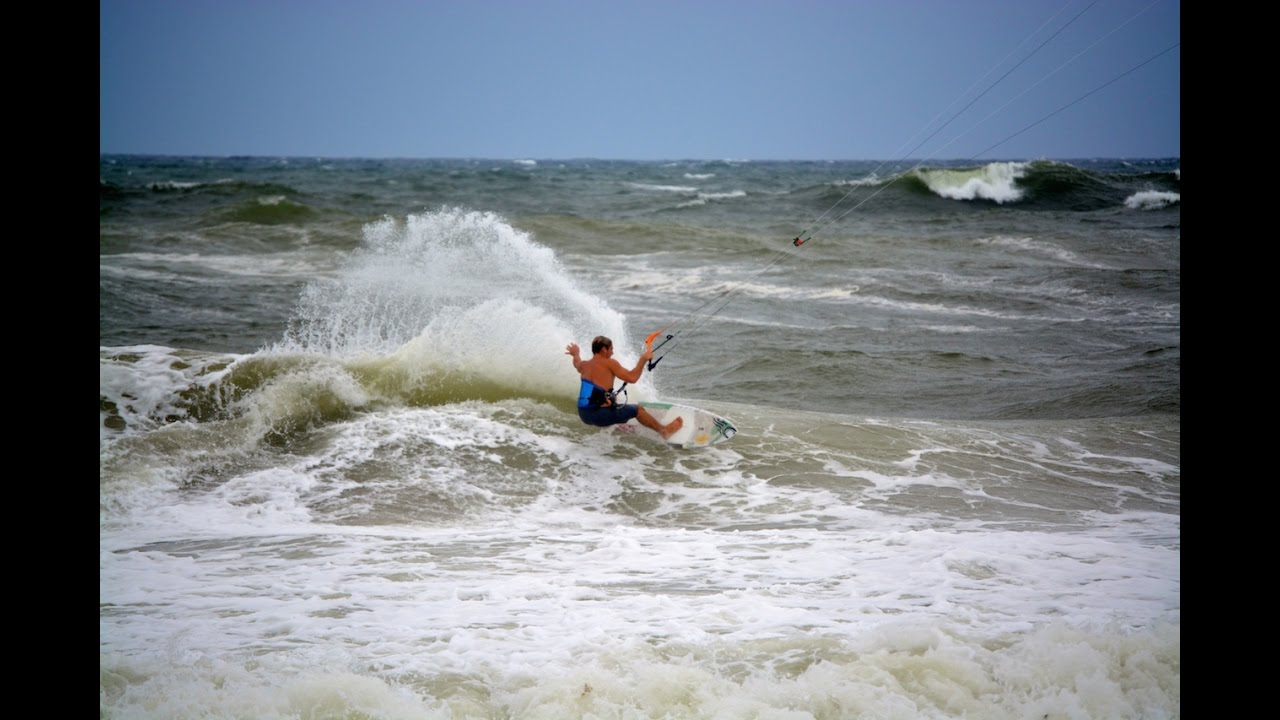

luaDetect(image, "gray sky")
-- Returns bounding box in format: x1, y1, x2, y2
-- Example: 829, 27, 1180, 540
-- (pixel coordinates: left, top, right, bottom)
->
100, 0, 1180, 160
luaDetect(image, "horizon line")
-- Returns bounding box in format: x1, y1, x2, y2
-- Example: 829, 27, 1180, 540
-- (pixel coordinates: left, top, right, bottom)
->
100, 152, 1182, 163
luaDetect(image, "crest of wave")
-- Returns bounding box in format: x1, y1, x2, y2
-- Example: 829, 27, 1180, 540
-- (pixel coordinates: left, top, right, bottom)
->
1124, 190, 1180, 210
269, 208, 627, 376
918, 161, 1029, 203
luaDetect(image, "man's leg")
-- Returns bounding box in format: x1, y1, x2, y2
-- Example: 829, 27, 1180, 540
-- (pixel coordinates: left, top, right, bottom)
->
635, 407, 683, 439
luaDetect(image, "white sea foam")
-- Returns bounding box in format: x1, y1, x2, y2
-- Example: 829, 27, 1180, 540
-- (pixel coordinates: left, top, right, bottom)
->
1124, 190, 1180, 209
609, 269, 858, 303
100, 249, 334, 280
147, 180, 204, 190
628, 182, 699, 193
101, 395, 1179, 717
919, 162, 1030, 203
99, 345, 245, 448
977, 235, 1111, 268
101, 615, 1179, 718
676, 190, 748, 208
919, 323, 987, 333
833, 173, 881, 187
275, 208, 630, 363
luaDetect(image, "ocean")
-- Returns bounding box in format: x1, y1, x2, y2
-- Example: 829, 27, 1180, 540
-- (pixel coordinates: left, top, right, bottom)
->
100, 156, 1180, 718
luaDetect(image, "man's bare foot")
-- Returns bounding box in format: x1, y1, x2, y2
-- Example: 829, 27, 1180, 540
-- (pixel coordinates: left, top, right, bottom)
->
659, 416, 683, 440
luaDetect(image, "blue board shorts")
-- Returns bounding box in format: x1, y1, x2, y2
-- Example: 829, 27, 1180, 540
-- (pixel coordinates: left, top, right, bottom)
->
578, 403, 640, 427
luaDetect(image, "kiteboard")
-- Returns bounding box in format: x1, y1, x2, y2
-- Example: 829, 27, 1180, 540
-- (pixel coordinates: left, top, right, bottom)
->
628, 400, 737, 449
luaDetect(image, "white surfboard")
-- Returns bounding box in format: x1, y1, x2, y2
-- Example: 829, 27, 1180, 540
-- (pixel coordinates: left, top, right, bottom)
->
632, 400, 737, 449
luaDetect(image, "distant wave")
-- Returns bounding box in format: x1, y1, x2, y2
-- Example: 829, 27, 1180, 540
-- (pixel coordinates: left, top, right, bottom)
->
832, 174, 883, 188
610, 269, 858, 303
219, 195, 316, 224
1126, 191, 1179, 210
148, 180, 206, 191
977, 235, 1110, 269
676, 190, 748, 208
914, 162, 1030, 204
145, 178, 301, 196
891, 160, 1181, 211
628, 182, 698, 193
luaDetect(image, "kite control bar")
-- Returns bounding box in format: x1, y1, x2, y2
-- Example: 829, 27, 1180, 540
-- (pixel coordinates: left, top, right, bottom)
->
644, 329, 674, 371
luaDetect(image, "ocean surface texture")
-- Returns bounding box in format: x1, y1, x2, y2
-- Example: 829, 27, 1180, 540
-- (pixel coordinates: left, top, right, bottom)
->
100, 156, 1180, 718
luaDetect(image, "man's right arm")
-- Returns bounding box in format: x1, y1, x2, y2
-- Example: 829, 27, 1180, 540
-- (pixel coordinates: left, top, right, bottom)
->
610, 353, 649, 384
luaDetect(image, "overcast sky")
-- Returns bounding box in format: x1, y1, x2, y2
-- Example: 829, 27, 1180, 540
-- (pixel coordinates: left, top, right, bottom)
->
100, 0, 1180, 160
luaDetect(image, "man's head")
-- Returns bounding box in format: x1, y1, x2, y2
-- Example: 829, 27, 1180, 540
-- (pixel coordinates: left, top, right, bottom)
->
592, 336, 614, 354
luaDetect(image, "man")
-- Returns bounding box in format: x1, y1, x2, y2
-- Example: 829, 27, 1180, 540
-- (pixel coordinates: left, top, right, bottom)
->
566, 335, 683, 439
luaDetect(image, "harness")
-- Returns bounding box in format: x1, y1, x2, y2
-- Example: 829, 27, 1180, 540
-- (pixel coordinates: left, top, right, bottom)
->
578, 379, 627, 409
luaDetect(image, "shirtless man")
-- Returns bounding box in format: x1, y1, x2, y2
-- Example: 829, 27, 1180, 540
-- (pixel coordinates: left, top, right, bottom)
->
566, 335, 683, 439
